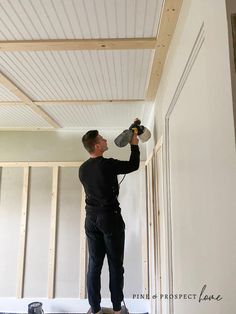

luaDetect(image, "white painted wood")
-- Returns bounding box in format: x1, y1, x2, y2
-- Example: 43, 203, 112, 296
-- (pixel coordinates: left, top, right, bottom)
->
153, 144, 163, 314
0, 105, 51, 128
156, 143, 165, 314
149, 160, 156, 314
0, 49, 152, 101
146, 150, 165, 314
0, 0, 181, 131
155, 135, 163, 153
98, 0, 115, 38
79, 188, 87, 299
48, 166, 59, 298
146, 162, 153, 299
40, 102, 146, 128
16, 166, 29, 298
0, 127, 53, 131
143, 0, 160, 37
142, 167, 149, 295
0, 0, 160, 41
0, 84, 20, 101
126, 0, 136, 37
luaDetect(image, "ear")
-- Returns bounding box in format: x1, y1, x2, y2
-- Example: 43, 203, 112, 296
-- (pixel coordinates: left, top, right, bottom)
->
94, 142, 100, 150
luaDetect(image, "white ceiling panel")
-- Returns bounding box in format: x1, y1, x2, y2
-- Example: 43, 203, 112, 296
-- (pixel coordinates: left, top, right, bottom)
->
0, 0, 162, 40
0, 0, 176, 132
0, 105, 52, 128
40, 102, 149, 128
0, 50, 153, 100
0, 84, 20, 101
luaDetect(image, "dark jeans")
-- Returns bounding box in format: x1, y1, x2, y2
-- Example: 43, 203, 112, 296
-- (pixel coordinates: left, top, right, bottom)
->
85, 210, 125, 313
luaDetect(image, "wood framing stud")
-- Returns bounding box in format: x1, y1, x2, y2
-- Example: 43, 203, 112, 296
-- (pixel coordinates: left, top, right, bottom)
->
146, 0, 183, 101
48, 166, 59, 298
0, 38, 156, 51
17, 166, 30, 298
79, 188, 87, 299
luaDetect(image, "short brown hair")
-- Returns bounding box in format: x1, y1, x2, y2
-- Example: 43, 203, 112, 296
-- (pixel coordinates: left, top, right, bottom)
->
82, 130, 99, 153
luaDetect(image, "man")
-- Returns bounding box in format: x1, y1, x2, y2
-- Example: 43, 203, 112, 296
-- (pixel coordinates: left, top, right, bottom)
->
79, 130, 140, 314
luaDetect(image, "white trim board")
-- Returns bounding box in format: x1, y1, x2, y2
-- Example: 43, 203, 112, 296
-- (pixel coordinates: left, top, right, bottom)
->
0, 298, 150, 314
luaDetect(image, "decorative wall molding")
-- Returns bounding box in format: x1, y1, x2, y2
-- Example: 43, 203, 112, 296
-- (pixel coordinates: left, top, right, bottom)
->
164, 22, 205, 314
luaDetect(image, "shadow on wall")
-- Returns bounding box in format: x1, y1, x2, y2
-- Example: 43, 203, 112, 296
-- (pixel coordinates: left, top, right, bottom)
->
153, 121, 158, 144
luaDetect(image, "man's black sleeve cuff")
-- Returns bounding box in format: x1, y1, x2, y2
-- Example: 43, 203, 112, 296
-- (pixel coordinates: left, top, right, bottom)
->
131, 144, 140, 152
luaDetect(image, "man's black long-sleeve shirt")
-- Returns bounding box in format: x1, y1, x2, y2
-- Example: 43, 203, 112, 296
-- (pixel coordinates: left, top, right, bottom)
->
79, 145, 140, 212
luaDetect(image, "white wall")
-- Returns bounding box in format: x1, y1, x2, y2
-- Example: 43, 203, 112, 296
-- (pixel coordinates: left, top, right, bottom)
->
147, 0, 236, 314
0, 130, 145, 306
0, 130, 146, 162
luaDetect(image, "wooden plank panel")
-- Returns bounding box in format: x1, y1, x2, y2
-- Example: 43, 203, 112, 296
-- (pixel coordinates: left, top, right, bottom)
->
48, 166, 59, 298
16, 166, 29, 298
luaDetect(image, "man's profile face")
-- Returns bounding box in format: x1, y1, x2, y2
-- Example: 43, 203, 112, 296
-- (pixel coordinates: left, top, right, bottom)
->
96, 134, 108, 152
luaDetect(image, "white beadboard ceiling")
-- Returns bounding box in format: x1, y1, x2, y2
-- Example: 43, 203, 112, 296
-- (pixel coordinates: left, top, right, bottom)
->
0, 0, 160, 40
0, 50, 152, 100
0, 104, 51, 128
0, 83, 20, 100
0, 0, 182, 132
40, 102, 148, 129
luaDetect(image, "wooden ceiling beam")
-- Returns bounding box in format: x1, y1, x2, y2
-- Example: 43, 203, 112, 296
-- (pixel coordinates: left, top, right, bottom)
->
146, 0, 183, 101
0, 38, 156, 51
0, 72, 61, 128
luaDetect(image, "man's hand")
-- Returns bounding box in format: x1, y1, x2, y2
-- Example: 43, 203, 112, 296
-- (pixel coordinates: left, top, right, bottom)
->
130, 132, 139, 145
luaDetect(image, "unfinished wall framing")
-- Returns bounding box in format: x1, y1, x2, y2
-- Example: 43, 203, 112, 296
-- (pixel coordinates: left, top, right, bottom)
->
0, 160, 145, 300
0, 161, 84, 298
